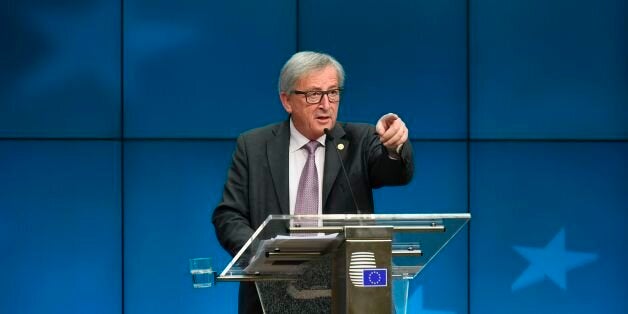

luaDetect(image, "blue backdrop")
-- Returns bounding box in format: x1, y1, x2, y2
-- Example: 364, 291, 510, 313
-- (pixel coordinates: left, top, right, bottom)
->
1, 0, 626, 313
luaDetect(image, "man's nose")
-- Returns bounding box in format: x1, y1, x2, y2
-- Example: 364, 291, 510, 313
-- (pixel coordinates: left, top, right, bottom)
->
318, 94, 331, 109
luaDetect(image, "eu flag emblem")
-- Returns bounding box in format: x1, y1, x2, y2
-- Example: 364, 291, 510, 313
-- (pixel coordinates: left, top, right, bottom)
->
363, 269, 387, 287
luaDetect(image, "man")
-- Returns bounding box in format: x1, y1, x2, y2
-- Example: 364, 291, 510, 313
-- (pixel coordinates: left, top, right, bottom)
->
212, 51, 414, 313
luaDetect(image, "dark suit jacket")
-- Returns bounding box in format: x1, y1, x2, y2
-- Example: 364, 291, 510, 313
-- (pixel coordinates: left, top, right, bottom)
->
212, 119, 414, 313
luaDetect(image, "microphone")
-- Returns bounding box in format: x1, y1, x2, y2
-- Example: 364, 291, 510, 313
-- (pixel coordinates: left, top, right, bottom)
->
324, 128, 362, 215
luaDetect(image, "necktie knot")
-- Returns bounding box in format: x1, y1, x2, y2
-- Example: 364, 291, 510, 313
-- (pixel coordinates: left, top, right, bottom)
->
303, 141, 320, 155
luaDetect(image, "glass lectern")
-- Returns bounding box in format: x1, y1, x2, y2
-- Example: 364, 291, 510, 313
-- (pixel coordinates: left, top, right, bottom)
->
212, 213, 470, 314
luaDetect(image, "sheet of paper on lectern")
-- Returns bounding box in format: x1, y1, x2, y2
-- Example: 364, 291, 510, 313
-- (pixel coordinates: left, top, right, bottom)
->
244, 233, 341, 274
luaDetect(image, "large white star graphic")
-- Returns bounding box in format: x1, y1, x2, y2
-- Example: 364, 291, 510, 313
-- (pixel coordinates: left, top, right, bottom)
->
512, 228, 598, 291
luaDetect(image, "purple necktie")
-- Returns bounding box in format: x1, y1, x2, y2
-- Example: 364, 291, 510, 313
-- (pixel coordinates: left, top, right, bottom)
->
295, 141, 320, 217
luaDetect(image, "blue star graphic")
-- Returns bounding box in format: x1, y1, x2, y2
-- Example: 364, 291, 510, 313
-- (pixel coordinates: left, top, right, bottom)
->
410, 286, 456, 314
512, 228, 598, 291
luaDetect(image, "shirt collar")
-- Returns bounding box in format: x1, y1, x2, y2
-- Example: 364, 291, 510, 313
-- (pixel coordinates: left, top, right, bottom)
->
289, 118, 326, 153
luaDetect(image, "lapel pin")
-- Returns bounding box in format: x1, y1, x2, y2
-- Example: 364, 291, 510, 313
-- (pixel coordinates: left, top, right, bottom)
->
337, 143, 345, 151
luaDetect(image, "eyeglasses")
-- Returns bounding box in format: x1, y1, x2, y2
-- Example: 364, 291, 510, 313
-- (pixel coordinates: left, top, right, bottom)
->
292, 89, 342, 104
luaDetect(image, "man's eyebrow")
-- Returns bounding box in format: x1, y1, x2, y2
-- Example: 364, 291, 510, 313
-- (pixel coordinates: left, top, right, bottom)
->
305, 85, 339, 91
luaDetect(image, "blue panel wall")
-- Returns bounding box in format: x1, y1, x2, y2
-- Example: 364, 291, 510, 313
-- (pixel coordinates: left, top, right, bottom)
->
470, 142, 628, 313
471, 0, 628, 139
2, 0, 626, 313
123, 0, 295, 138
0, 0, 120, 138
0, 141, 121, 313
123, 141, 237, 313
299, 0, 468, 139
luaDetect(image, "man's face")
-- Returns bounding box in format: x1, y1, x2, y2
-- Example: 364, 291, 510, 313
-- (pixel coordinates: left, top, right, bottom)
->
280, 65, 340, 140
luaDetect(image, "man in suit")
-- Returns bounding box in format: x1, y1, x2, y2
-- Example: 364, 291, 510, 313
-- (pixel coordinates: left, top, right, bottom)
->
212, 51, 414, 313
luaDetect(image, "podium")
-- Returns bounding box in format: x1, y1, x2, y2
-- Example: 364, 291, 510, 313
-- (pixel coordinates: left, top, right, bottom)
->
214, 213, 470, 314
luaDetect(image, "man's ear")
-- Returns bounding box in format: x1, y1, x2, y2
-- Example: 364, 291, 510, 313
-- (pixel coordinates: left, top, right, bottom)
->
280, 92, 292, 113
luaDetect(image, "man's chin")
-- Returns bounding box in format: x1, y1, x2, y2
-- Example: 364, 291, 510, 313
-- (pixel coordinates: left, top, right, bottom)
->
315, 119, 334, 130
305, 120, 335, 139
316, 125, 334, 136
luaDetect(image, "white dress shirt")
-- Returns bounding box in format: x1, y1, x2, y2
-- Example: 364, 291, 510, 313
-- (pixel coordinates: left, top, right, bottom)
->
288, 119, 326, 215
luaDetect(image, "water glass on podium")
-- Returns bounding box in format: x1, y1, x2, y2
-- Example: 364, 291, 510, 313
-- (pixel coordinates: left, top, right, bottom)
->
189, 257, 214, 288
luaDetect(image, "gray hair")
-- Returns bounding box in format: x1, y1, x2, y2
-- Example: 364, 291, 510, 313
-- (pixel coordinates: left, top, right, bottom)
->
278, 51, 345, 93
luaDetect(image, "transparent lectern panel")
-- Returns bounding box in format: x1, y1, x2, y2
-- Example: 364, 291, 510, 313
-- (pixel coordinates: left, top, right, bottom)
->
218, 213, 470, 281
390, 215, 470, 279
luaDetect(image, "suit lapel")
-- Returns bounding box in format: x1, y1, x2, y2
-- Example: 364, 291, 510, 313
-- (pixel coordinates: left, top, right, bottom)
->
267, 120, 290, 215
323, 124, 348, 209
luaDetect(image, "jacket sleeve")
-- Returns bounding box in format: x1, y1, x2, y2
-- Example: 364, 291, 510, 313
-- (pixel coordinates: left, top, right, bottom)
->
212, 135, 255, 257
366, 127, 414, 188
